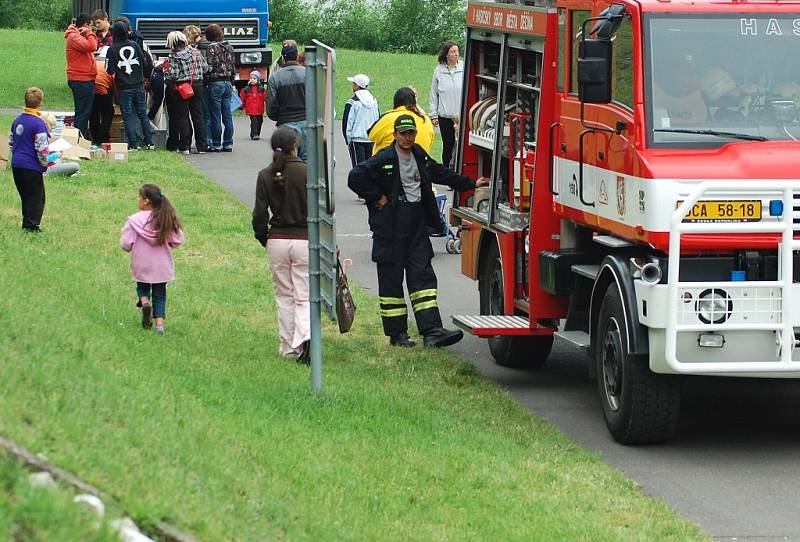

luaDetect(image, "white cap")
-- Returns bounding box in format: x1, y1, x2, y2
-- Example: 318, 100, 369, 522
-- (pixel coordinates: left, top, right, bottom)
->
347, 74, 370, 89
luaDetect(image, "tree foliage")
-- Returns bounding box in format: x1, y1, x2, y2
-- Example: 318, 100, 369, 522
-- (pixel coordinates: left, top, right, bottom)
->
270, 0, 467, 54
0, 0, 72, 31
1, 0, 467, 54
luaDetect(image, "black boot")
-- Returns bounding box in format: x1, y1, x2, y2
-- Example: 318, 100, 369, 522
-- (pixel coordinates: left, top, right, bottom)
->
390, 332, 416, 348
423, 327, 464, 348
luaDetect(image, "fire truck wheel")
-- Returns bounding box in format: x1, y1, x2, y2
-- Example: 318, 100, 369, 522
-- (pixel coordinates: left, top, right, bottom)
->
480, 245, 553, 369
595, 284, 680, 444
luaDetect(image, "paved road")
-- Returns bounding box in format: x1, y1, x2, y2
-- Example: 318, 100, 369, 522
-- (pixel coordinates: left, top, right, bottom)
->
189, 115, 800, 541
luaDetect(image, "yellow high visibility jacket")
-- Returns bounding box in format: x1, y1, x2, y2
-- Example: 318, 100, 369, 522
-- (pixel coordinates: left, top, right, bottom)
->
368, 106, 435, 155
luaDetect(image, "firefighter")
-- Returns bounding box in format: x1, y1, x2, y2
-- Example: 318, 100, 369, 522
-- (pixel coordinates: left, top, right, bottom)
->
348, 114, 489, 348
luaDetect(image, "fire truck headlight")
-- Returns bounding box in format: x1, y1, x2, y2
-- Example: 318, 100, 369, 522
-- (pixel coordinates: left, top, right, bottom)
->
696, 288, 732, 324
240, 52, 262, 64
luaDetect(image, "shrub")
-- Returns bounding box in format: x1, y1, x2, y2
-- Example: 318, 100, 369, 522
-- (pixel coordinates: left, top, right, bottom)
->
0, 0, 71, 31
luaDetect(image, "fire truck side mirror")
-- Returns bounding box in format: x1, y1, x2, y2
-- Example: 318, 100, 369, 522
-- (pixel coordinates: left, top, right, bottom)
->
577, 39, 612, 104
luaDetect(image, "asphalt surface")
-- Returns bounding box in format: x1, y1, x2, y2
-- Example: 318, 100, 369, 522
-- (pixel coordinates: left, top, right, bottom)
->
189, 115, 800, 541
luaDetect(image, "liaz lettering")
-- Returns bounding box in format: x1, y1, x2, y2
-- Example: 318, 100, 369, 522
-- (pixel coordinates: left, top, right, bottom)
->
223, 27, 256, 37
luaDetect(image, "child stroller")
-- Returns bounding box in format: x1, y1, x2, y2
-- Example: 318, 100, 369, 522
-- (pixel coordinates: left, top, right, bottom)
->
428, 193, 462, 254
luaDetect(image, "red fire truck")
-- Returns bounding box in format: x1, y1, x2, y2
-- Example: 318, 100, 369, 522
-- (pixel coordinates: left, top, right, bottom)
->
452, 0, 800, 443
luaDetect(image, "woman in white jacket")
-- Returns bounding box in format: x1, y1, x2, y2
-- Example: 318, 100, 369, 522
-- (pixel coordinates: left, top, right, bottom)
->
429, 41, 464, 169
342, 73, 380, 168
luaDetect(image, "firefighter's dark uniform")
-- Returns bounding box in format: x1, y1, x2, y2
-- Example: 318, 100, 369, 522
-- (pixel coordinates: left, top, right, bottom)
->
348, 143, 476, 337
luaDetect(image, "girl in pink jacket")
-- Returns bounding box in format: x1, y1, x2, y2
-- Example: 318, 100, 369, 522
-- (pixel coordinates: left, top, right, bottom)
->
120, 183, 184, 334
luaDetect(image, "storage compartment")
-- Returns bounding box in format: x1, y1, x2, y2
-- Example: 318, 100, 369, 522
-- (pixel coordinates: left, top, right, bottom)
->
539, 249, 604, 296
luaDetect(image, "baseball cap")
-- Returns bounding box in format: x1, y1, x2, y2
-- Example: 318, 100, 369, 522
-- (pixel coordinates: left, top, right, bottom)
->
347, 73, 370, 89
281, 44, 298, 60
394, 114, 417, 133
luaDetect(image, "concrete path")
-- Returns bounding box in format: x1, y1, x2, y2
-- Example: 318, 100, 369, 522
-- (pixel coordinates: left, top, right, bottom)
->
189, 114, 800, 542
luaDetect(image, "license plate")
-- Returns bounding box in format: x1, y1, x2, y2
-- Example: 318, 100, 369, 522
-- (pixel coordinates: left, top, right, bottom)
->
677, 200, 762, 223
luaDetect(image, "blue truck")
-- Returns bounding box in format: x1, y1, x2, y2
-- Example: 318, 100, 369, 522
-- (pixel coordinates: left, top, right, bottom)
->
72, 0, 272, 85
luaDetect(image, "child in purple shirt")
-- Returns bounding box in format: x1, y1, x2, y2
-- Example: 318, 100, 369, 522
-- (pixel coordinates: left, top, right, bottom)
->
120, 183, 184, 334
9, 87, 50, 232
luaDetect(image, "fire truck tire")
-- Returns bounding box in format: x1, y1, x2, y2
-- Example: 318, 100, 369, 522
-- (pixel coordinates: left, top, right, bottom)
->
480, 246, 553, 369
595, 284, 680, 444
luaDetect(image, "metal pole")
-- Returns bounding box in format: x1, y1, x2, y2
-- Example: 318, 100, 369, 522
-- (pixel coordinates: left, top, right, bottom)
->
304, 45, 323, 394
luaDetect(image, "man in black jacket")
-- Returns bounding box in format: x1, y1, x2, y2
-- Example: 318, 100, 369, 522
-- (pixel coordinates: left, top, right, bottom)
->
348, 114, 488, 348
267, 44, 307, 160
106, 21, 153, 149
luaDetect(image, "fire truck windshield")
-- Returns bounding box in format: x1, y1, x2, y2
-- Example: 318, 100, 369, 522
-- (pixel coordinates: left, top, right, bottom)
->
646, 15, 800, 146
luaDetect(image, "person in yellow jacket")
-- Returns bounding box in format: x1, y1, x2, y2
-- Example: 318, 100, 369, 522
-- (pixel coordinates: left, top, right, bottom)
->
368, 87, 434, 154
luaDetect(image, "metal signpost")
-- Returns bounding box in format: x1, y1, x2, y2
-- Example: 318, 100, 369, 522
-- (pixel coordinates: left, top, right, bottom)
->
305, 41, 337, 393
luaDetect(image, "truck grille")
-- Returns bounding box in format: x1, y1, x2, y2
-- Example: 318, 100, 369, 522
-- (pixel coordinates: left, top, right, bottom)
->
136, 18, 260, 48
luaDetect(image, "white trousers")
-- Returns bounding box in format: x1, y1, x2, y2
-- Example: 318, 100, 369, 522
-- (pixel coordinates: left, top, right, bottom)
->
267, 238, 310, 356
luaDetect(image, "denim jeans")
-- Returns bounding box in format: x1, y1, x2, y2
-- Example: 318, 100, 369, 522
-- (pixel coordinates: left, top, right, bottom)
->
137, 282, 167, 318
119, 88, 153, 148
68, 80, 95, 140
282, 120, 307, 161
201, 85, 213, 148
207, 81, 234, 149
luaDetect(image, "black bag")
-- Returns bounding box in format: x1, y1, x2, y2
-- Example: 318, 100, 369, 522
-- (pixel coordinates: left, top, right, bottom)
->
336, 258, 356, 333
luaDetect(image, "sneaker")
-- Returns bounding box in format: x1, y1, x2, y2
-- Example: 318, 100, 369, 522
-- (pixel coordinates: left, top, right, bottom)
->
141, 302, 153, 329
155, 324, 165, 335
180, 150, 190, 155
196, 149, 206, 154
145, 144, 155, 150
389, 333, 416, 348
129, 147, 139, 152
221, 146, 233, 152
422, 327, 464, 348
207, 147, 221, 153
252, 136, 260, 140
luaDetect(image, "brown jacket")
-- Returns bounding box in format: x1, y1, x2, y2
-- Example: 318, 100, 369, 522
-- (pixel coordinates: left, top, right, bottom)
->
252, 157, 308, 245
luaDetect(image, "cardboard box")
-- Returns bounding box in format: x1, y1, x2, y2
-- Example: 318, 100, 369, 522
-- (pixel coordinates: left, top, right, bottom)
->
60, 126, 82, 144
106, 143, 128, 163
0, 134, 8, 171
58, 127, 93, 160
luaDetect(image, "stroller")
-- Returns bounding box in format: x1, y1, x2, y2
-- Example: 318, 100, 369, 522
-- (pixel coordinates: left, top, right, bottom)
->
428, 193, 462, 254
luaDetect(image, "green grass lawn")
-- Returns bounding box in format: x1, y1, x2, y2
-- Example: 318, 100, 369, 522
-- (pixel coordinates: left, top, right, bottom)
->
0, 455, 117, 541
0, 28, 444, 159
0, 29, 442, 117
0, 117, 705, 539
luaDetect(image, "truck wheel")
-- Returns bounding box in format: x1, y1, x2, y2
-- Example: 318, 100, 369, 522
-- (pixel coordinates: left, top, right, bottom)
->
595, 283, 680, 444
479, 243, 553, 369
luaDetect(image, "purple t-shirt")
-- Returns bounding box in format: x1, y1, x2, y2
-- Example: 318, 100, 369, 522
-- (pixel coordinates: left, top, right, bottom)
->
10, 113, 49, 173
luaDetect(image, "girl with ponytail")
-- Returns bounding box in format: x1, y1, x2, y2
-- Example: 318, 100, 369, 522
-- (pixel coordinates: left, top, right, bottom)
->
120, 183, 185, 334
252, 126, 311, 363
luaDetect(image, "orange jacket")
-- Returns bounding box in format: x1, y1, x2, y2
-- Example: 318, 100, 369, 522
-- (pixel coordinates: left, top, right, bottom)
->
94, 60, 113, 94
65, 24, 98, 81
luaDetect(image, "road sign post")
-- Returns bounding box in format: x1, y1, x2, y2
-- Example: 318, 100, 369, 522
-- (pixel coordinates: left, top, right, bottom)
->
305, 41, 337, 393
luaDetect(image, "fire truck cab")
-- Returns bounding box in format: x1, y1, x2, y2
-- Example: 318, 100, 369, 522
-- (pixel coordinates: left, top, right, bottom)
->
452, 0, 800, 443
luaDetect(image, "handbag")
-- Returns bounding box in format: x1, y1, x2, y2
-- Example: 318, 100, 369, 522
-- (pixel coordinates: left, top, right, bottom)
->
336, 257, 356, 333
175, 81, 194, 100
175, 51, 197, 100
230, 86, 243, 112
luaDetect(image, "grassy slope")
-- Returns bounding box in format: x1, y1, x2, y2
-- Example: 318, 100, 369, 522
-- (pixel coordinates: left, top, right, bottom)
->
0, 121, 704, 539
0, 29, 440, 117
0, 29, 444, 158
0, 455, 117, 541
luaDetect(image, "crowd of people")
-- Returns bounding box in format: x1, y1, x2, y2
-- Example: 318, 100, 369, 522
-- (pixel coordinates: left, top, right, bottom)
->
9, 28, 474, 356
63, 11, 250, 154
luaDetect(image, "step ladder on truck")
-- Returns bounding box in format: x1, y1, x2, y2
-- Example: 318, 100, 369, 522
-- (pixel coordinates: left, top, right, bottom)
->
451, 0, 800, 444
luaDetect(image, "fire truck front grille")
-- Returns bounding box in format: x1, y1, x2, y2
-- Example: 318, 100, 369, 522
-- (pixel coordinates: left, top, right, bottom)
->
136, 18, 260, 47
794, 191, 800, 230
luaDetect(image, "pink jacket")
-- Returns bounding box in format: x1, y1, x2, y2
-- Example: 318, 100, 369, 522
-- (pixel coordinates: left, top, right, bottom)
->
120, 210, 184, 283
